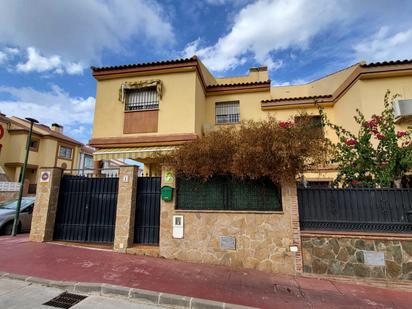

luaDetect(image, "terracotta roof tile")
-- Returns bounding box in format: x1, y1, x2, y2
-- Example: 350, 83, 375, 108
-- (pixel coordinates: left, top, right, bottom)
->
261, 94, 333, 103
91, 56, 198, 72
11, 116, 82, 145
360, 59, 412, 68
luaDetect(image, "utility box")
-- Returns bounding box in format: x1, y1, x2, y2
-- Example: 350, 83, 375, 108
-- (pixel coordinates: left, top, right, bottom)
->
161, 186, 173, 201
173, 215, 184, 239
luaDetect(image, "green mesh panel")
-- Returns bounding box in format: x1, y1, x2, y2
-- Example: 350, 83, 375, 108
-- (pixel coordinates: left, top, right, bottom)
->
176, 177, 282, 211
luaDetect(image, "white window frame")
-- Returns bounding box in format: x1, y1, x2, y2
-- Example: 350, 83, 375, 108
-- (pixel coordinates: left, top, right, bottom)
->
59, 145, 73, 160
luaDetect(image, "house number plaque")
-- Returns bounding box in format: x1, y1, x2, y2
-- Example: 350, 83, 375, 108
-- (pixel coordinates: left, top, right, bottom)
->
220, 236, 236, 250
364, 251, 385, 266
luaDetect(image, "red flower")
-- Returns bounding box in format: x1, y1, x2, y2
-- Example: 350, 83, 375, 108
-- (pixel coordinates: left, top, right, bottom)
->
363, 116, 382, 130
351, 180, 360, 185
397, 131, 407, 138
344, 138, 357, 146
376, 133, 385, 140
278, 121, 294, 129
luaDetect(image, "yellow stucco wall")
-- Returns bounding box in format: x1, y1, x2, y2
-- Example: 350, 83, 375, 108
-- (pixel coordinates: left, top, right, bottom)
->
331, 76, 412, 141
92, 61, 412, 182
0, 123, 82, 182
92, 71, 198, 139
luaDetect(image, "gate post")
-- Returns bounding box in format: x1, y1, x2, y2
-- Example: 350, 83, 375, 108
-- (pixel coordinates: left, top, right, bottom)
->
114, 165, 138, 253
282, 179, 303, 274
29, 167, 63, 242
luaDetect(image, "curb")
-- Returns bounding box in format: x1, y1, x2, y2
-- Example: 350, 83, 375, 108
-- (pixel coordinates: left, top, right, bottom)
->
0, 272, 257, 309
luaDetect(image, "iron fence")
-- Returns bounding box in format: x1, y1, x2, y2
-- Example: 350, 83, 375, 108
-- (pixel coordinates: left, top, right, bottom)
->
298, 188, 412, 233
177, 177, 282, 211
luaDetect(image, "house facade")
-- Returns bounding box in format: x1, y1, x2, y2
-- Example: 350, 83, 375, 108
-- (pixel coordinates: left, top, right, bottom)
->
28, 58, 412, 275
90, 57, 412, 184
0, 114, 89, 194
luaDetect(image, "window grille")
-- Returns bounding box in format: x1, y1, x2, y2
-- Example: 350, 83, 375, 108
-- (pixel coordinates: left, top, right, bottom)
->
125, 87, 159, 111
294, 115, 323, 137
216, 101, 240, 124
29, 139, 39, 150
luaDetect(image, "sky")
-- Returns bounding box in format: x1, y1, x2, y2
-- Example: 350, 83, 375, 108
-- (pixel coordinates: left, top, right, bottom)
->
0, 0, 412, 144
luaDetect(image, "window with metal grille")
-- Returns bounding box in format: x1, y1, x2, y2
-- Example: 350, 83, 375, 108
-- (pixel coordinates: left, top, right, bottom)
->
294, 115, 323, 137
125, 87, 159, 111
29, 138, 39, 151
177, 176, 282, 211
215, 101, 240, 124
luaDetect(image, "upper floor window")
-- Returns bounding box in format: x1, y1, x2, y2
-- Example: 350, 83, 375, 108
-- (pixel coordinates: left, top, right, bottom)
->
84, 155, 94, 169
216, 101, 240, 124
294, 115, 323, 137
125, 87, 159, 111
59, 145, 73, 159
29, 138, 39, 151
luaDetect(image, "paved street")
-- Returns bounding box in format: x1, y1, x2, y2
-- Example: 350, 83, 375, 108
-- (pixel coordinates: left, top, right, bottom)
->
0, 278, 162, 309
1, 235, 412, 309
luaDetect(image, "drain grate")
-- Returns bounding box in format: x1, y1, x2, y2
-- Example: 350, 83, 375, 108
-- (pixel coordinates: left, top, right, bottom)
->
43, 292, 88, 308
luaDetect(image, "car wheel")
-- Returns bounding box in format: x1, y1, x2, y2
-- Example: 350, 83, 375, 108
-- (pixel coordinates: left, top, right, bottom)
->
2, 222, 13, 235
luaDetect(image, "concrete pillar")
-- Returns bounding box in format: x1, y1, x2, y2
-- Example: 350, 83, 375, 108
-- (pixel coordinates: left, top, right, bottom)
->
113, 166, 138, 253
93, 160, 102, 177
282, 179, 303, 274
14, 166, 21, 182
29, 167, 63, 242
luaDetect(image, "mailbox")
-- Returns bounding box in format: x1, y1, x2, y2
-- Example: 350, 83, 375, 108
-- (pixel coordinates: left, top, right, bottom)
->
161, 186, 174, 201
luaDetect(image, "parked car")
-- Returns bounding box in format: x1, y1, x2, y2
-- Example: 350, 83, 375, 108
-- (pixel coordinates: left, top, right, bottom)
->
0, 197, 35, 235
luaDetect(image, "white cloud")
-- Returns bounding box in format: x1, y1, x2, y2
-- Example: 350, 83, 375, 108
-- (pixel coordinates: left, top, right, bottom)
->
205, 0, 233, 5
0, 0, 174, 65
16, 47, 84, 75
66, 62, 84, 75
0, 51, 6, 64
183, 0, 350, 72
0, 85, 95, 130
353, 26, 412, 62
0, 47, 19, 64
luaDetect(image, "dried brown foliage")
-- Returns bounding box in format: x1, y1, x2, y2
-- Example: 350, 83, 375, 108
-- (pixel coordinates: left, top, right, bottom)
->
158, 114, 329, 183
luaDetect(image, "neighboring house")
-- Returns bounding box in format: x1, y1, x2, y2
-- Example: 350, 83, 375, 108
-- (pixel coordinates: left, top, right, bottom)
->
77, 145, 94, 176
90, 57, 412, 182
0, 114, 91, 193
101, 158, 143, 177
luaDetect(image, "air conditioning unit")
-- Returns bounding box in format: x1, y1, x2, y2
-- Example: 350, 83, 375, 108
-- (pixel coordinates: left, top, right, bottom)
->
394, 99, 412, 120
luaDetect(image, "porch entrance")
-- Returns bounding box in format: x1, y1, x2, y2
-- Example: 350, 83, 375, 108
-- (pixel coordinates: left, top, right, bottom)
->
134, 177, 161, 245
53, 174, 119, 243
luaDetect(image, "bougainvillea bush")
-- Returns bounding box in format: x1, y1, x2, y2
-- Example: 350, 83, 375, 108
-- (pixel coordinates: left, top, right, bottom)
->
158, 114, 329, 183
321, 91, 412, 188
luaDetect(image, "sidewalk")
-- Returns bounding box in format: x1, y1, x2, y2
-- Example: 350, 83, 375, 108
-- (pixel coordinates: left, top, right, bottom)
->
0, 235, 411, 309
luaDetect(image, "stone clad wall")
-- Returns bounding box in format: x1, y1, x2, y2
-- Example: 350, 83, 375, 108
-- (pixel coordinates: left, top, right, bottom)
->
29, 168, 62, 242
302, 235, 412, 281
159, 171, 302, 274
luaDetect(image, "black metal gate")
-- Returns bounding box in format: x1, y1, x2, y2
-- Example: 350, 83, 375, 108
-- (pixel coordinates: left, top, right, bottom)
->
134, 177, 161, 245
54, 175, 119, 243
